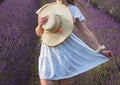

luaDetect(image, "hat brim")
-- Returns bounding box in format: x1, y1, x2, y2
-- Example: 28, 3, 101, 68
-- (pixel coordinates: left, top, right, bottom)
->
36, 2, 74, 46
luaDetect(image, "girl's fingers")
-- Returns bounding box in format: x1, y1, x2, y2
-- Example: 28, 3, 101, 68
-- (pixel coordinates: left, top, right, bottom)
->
39, 20, 48, 26
41, 16, 48, 19
108, 52, 112, 57
108, 51, 114, 58
43, 19, 48, 22
101, 50, 114, 58
38, 17, 48, 26
109, 52, 111, 56
41, 19, 48, 24
39, 18, 48, 22
40, 18, 48, 23
110, 52, 114, 57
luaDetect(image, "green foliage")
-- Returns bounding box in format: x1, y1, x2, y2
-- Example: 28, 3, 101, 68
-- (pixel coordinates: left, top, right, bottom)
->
41, 0, 50, 5
89, 0, 98, 8
89, 0, 120, 22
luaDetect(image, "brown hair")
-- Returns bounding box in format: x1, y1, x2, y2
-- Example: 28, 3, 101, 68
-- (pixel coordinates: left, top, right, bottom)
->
66, 0, 87, 10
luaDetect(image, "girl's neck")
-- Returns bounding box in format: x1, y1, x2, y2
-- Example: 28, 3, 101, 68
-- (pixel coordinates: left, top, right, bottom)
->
62, 0, 69, 6
56, 0, 69, 6
57, 0, 68, 6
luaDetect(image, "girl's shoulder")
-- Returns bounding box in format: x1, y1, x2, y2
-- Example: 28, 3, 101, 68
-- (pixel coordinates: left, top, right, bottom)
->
68, 4, 86, 22
68, 4, 79, 10
67, 4, 83, 15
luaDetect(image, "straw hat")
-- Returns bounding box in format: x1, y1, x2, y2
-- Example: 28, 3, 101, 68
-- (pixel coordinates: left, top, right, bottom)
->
36, 2, 74, 46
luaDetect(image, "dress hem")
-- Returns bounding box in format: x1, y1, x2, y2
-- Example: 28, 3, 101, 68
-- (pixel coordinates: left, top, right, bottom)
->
39, 58, 109, 80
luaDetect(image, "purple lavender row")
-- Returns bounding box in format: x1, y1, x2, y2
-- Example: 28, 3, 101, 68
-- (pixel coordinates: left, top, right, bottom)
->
0, 0, 41, 85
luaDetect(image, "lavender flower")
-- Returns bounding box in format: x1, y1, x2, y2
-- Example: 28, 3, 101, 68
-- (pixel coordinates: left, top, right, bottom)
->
0, 0, 41, 85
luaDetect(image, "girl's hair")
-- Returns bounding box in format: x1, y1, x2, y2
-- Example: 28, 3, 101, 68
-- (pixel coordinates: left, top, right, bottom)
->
66, 0, 87, 10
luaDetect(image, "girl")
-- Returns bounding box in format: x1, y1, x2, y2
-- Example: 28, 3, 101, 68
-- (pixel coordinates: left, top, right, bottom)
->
35, 0, 114, 85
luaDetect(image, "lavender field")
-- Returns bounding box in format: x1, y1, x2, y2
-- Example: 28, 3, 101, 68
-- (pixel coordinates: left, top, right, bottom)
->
0, 0, 40, 85
88, 0, 120, 22
0, 0, 120, 85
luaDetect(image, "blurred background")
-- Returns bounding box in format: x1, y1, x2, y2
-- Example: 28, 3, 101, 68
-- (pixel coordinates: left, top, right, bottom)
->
0, 0, 120, 85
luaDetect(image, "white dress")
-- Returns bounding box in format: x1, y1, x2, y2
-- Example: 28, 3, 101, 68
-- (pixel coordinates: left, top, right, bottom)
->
38, 4, 109, 80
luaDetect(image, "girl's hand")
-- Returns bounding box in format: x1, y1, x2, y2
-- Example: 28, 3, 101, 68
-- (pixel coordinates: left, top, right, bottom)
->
100, 50, 114, 58
35, 16, 47, 37
38, 16, 48, 26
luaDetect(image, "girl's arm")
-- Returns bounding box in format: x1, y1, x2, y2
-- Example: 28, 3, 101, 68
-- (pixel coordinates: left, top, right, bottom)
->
35, 16, 47, 37
75, 18, 114, 58
75, 18, 101, 50
35, 25, 43, 37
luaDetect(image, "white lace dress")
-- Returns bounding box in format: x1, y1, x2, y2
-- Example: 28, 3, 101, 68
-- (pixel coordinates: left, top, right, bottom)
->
38, 4, 109, 80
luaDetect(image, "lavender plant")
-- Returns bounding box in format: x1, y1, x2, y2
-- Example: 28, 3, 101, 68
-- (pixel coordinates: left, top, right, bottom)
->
0, 0, 41, 85
87, 0, 120, 22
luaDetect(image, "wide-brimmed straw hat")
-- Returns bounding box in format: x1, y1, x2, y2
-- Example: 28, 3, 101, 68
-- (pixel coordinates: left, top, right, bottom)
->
36, 2, 73, 46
